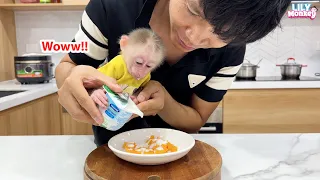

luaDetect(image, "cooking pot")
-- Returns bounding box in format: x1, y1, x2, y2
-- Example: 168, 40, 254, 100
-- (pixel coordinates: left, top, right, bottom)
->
14, 53, 54, 84
236, 59, 261, 79
276, 58, 307, 79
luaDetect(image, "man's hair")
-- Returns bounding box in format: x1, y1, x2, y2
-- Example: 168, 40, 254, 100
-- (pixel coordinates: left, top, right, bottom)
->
200, 0, 291, 45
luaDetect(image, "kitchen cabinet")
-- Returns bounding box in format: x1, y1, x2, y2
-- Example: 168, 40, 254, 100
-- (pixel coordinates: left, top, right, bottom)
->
0, 7, 17, 81
223, 89, 320, 133
0, 92, 93, 135
1, 87, 320, 135
61, 107, 93, 135
0, 93, 61, 135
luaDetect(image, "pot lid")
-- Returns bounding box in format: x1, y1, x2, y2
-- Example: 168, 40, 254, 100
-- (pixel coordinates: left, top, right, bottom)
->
242, 59, 260, 67
242, 59, 262, 67
14, 53, 52, 61
277, 57, 306, 66
276, 57, 308, 67
242, 62, 258, 67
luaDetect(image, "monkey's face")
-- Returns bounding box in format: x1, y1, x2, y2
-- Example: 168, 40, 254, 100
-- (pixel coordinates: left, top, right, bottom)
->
129, 56, 154, 80
168, 0, 228, 51
123, 44, 163, 80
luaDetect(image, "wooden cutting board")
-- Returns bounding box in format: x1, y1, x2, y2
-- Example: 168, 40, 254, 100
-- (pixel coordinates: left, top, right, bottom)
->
84, 140, 222, 180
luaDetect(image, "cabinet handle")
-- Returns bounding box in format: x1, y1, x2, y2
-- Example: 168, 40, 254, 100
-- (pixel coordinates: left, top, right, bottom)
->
199, 127, 217, 131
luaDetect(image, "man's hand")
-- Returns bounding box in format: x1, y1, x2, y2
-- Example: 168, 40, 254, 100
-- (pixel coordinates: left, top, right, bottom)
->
57, 65, 122, 125
129, 80, 165, 119
136, 81, 165, 116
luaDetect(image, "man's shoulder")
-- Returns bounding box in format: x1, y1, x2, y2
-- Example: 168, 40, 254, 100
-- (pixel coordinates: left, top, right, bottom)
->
225, 43, 246, 54
87, 0, 145, 18
103, 0, 145, 5
213, 43, 246, 67
209, 43, 245, 55
102, 0, 145, 14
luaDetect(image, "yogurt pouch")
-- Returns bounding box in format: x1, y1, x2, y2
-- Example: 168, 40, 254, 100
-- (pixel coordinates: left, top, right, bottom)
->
98, 85, 144, 131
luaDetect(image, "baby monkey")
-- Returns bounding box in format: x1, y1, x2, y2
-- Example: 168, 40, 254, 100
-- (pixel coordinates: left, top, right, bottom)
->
90, 28, 166, 109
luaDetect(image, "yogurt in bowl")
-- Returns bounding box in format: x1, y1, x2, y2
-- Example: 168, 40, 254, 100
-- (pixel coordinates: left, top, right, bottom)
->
108, 128, 195, 165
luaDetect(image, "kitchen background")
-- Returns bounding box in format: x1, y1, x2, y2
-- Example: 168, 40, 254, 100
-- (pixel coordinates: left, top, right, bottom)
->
15, 10, 320, 77
1, 2, 319, 136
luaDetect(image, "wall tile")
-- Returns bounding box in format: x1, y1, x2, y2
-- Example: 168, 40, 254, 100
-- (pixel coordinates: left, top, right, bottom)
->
14, 11, 320, 77
15, 11, 82, 73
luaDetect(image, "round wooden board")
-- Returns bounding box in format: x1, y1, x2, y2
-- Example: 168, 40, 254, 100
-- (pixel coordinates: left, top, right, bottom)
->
84, 140, 222, 180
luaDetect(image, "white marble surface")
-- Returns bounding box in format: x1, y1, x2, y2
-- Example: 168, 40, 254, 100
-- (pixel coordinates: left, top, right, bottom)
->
0, 134, 319, 180
0, 79, 58, 111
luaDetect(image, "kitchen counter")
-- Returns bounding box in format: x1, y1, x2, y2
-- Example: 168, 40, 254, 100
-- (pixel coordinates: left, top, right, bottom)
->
0, 79, 58, 111
0, 134, 319, 180
231, 79, 320, 89
1, 77, 320, 111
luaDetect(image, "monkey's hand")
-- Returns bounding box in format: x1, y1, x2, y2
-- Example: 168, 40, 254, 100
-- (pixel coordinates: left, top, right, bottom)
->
130, 86, 144, 104
130, 95, 139, 104
90, 88, 108, 109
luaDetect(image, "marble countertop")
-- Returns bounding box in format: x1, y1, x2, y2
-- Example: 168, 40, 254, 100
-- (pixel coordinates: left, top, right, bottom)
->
0, 134, 319, 180
0, 79, 58, 111
1, 77, 320, 111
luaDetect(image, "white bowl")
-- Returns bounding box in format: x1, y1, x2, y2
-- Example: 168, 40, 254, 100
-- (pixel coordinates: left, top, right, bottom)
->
107, 128, 195, 165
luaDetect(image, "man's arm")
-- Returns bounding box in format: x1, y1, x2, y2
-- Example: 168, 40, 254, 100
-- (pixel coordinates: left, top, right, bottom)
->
55, 54, 76, 88
158, 45, 245, 133
158, 91, 219, 133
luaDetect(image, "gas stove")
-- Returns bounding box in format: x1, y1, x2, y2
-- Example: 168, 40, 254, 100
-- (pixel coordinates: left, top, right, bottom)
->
235, 76, 320, 82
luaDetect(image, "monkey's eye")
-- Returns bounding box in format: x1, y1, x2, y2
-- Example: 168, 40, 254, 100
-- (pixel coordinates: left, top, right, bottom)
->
146, 65, 152, 68
135, 58, 143, 65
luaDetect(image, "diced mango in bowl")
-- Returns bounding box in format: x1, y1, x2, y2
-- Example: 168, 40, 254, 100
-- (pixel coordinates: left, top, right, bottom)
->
123, 135, 178, 154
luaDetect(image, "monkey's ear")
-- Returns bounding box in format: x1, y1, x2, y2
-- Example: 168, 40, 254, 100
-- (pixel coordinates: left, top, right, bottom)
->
119, 35, 129, 48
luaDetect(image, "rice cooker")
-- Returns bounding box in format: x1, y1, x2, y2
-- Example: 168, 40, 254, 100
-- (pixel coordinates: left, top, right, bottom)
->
14, 54, 54, 84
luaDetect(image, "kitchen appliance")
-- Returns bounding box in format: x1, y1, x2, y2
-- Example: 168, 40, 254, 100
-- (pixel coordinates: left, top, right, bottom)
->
236, 59, 262, 79
276, 57, 307, 79
14, 54, 54, 84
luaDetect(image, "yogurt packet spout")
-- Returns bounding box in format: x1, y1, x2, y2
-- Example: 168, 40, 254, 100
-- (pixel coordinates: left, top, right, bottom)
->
99, 85, 144, 131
